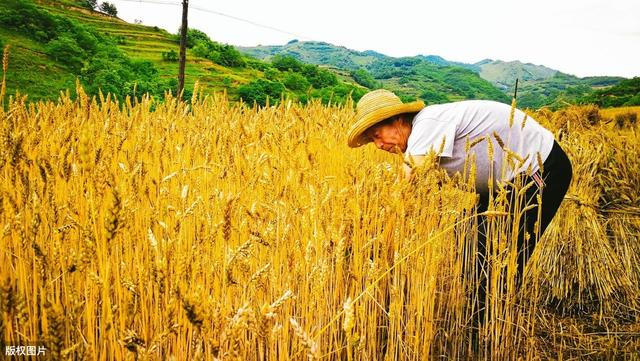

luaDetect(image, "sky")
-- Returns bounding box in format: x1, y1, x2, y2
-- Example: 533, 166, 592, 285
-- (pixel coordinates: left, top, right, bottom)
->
110, 0, 640, 78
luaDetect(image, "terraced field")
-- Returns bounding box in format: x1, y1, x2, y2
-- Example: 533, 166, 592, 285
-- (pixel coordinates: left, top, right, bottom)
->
7, 0, 263, 99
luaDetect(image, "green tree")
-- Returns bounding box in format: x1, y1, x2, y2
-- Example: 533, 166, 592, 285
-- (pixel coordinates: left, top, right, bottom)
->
302, 65, 337, 88
81, 49, 170, 100
46, 35, 86, 70
99, 2, 117, 17
271, 54, 302, 72
310, 83, 365, 105
192, 42, 214, 58
420, 88, 449, 103
162, 49, 179, 62
263, 67, 280, 80
125, 60, 162, 96
188, 36, 244, 67
214, 45, 245, 67
282, 72, 310, 91
182, 28, 212, 48
351, 68, 379, 89
245, 58, 270, 71
70, 24, 98, 52
238, 79, 285, 106
85, 0, 97, 10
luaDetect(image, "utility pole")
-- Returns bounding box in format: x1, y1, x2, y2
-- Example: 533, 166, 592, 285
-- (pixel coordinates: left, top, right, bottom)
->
177, 0, 188, 98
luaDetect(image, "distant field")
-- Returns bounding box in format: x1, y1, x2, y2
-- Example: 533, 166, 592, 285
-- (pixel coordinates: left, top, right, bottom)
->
600, 106, 640, 119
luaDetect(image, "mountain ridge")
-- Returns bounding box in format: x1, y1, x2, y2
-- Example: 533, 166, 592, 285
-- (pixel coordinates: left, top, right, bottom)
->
239, 41, 625, 108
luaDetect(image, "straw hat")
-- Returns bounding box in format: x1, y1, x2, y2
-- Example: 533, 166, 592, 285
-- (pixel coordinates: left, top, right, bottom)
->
347, 89, 425, 148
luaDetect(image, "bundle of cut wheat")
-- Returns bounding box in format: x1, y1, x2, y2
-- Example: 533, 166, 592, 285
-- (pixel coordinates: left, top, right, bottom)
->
527, 130, 636, 315
597, 126, 640, 305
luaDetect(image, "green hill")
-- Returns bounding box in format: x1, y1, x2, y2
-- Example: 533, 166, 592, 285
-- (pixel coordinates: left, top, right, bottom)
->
580, 77, 640, 107
423, 57, 624, 108
240, 41, 510, 104
238, 40, 385, 70
241, 41, 628, 108
476, 60, 558, 91
0, 0, 367, 105
1, 0, 203, 101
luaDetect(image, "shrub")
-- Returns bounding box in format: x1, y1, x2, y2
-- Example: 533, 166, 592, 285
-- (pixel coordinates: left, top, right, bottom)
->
310, 83, 365, 105
213, 45, 245, 67
191, 40, 244, 68
623, 93, 640, 106
46, 35, 86, 70
351, 68, 380, 89
282, 72, 310, 91
125, 60, 162, 96
192, 42, 212, 58
420, 88, 449, 103
71, 25, 98, 52
0, 0, 58, 41
271, 54, 302, 72
81, 48, 170, 100
238, 79, 285, 106
245, 58, 270, 71
179, 28, 212, 48
162, 49, 179, 62
302, 65, 337, 88
263, 68, 280, 80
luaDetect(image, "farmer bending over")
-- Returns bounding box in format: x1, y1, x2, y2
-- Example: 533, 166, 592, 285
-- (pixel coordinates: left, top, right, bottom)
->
346, 89, 572, 298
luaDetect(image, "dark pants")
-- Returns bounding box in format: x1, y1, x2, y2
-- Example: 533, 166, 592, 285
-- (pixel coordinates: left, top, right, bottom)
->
474, 140, 572, 323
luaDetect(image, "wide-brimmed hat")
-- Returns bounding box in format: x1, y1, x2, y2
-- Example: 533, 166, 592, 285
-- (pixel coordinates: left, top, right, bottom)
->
347, 89, 425, 148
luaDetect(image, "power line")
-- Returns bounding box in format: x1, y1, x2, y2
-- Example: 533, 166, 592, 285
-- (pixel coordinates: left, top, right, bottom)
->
116, 0, 314, 41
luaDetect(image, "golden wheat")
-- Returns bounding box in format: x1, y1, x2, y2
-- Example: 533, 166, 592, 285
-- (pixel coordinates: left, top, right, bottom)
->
0, 78, 638, 360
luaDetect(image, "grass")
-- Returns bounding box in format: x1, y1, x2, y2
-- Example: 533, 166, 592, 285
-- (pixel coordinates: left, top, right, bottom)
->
0, 28, 76, 102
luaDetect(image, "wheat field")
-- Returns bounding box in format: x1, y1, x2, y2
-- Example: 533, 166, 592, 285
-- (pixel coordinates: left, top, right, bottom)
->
1, 70, 640, 359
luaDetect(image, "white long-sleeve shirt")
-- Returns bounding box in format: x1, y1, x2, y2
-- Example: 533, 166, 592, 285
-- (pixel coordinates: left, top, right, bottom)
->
405, 100, 554, 194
